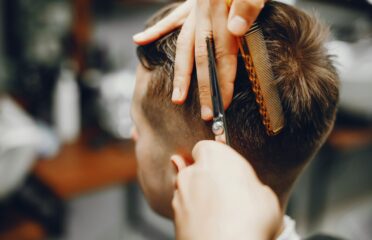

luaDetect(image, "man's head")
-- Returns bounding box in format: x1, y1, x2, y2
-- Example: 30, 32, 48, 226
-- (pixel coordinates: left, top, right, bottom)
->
131, 1, 339, 218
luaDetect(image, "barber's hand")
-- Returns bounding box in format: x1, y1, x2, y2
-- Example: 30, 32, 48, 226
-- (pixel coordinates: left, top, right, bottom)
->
133, 0, 266, 120
172, 141, 282, 240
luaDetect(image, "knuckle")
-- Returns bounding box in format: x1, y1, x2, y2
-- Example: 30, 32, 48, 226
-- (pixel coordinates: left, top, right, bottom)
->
255, 0, 265, 10
194, 141, 206, 154
214, 47, 235, 61
195, 46, 208, 63
240, 0, 255, 9
192, 140, 221, 165
198, 84, 210, 99
193, 141, 204, 154
219, 81, 234, 95
238, 0, 263, 11
195, 54, 207, 65
195, 140, 213, 153
253, 0, 265, 9
209, 0, 219, 6
193, 141, 202, 151
240, 0, 253, 5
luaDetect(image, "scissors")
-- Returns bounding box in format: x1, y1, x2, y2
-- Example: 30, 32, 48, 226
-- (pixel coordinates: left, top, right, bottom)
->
206, 36, 230, 146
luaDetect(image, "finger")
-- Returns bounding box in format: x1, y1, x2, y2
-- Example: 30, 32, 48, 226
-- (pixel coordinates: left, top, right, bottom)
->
227, 0, 265, 36
172, 8, 196, 104
191, 140, 256, 174
195, 0, 213, 120
191, 140, 226, 164
210, 0, 238, 109
133, 1, 192, 45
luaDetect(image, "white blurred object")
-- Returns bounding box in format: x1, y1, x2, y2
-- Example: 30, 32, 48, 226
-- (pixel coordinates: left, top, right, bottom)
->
327, 39, 372, 118
277, 0, 296, 5
0, 96, 40, 199
53, 66, 80, 143
98, 70, 135, 139
36, 121, 60, 158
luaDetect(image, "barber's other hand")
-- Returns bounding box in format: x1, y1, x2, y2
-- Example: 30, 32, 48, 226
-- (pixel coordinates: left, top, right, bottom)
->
172, 141, 282, 240
133, 0, 266, 120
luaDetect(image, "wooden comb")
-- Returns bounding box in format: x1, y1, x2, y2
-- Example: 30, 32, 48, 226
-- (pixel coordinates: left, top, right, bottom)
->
239, 23, 284, 135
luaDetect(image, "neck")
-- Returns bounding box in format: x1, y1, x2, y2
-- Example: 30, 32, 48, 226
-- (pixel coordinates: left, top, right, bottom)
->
271, 186, 294, 239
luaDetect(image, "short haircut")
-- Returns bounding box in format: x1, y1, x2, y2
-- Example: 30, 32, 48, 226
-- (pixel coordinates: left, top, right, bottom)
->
136, 1, 339, 196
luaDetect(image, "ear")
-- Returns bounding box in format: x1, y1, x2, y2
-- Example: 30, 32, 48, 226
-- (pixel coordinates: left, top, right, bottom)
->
170, 154, 194, 173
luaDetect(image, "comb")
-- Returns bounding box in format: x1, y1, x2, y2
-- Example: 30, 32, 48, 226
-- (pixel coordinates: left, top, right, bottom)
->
239, 23, 284, 135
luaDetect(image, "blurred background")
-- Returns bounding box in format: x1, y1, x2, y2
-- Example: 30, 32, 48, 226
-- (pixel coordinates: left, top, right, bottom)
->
0, 0, 371, 239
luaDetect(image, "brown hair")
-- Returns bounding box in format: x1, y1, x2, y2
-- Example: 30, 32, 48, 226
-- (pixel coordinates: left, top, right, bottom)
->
136, 1, 339, 198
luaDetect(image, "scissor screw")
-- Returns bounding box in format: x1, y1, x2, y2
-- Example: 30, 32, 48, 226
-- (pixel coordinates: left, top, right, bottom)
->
212, 121, 224, 136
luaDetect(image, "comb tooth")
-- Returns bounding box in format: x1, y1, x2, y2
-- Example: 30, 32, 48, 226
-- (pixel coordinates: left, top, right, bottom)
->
240, 25, 284, 135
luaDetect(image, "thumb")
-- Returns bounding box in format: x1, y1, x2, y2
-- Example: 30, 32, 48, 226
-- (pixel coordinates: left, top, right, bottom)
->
191, 140, 259, 179
227, 0, 265, 36
191, 140, 240, 165
191, 140, 226, 164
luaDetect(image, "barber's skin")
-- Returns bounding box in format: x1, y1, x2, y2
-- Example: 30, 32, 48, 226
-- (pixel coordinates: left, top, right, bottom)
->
172, 140, 282, 240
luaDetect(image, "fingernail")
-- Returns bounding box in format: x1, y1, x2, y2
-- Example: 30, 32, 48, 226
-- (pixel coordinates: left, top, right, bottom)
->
133, 32, 145, 42
172, 87, 182, 102
201, 106, 213, 120
228, 16, 248, 36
